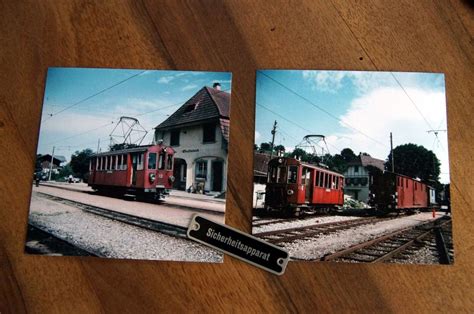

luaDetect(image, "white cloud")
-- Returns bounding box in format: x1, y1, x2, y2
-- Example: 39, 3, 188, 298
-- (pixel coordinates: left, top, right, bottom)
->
157, 76, 174, 84
181, 84, 198, 91
302, 71, 399, 94
255, 130, 261, 142
327, 87, 450, 183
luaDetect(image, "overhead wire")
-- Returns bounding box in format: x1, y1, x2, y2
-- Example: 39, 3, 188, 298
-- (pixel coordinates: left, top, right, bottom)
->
258, 71, 389, 148
42, 70, 147, 122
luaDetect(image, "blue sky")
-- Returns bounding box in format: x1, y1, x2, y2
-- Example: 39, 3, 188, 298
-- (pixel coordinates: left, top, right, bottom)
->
255, 70, 450, 183
37, 67, 231, 159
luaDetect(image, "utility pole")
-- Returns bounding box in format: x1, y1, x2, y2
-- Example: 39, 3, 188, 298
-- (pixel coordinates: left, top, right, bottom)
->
390, 132, 395, 173
97, 138, 101, 153
48, 146, 55, 181
270, 120, 277, 159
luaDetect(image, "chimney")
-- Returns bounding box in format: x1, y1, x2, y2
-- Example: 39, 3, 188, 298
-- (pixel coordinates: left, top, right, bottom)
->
213, 82, 221, 90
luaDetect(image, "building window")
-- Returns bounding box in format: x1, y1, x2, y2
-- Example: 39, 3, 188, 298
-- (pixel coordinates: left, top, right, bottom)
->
148, 153, 157, 170
203, 124, 216, 143
196, 160, 207, 179
354, 166, 359, 173
170, 130, 180, 146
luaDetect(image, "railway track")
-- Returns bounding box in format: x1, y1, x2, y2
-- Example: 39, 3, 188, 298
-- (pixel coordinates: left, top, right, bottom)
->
36, 192, 187, 238
38, 183, 224, 216
254, 217, 393, 244
321, 216, 452, 264
252, 217, 306, 228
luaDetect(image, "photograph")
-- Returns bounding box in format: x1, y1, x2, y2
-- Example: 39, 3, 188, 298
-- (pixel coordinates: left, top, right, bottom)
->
26, 67, 231, 262
252, 70, 453, 265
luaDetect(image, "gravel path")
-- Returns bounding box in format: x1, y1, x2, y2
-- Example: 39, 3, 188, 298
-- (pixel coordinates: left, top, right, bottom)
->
278, 212, 447, 262
28, 193, 222, 262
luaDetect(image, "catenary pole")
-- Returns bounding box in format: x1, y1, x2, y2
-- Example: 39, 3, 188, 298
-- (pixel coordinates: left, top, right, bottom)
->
48, 146, 55, 181
270, 120, 277, 159
390, 132, 395, 173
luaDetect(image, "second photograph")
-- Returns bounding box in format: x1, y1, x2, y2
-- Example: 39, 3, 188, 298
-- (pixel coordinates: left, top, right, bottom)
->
252, 69, 452, 265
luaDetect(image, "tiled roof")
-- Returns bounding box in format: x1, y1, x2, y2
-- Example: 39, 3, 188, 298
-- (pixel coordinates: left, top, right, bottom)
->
155, 86, 230, 132
360, 155, 385, 170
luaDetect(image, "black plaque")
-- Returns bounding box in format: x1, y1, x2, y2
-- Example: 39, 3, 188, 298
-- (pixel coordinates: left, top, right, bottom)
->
187, 215, 289, 275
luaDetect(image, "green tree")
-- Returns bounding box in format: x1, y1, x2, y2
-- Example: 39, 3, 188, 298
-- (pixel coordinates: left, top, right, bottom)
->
274, 145, 285, 154
70, 149, 94, 179
59, 163, 73, 178
259, 142, 272, 153
254, 144, 259, 151
340, 148, 357, 163
386, 143, 440, 182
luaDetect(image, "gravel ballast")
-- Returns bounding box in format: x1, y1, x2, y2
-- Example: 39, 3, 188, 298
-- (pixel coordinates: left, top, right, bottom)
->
28, 193, 222, 262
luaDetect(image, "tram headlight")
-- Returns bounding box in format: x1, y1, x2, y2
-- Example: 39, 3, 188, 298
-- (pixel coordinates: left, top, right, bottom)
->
278, 158, 283, 164
169, 175, 175, 183
149, 173, 156, 183
287, 189, 294, 196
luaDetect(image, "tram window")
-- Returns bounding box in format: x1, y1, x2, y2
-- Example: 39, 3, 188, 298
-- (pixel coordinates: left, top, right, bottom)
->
277, 166, 286, 183
324, 173, 329, 188
158, 153, 165, 170
112, 156, 116, 170
122, 154, 128, 170
319, 172, 324, 187
288, 166, 298, 184
300, 168, 306, 185
98, 157, 101, 170
335, 176, 339, 189
105, 156, 108, 170
137, 154, 144, 170
315, 171, 320, 187
119, 155, 124, 170
406, 179, 408, 188
148, 153, 157, 170
166, 154, 173, 170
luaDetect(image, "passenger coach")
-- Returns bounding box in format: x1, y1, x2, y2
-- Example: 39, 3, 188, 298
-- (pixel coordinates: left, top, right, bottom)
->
264, 157, 344, 216
88, 144, 175, 200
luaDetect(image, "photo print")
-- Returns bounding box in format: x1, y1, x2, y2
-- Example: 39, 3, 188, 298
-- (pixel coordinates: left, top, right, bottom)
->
252, 70, 453, 265
27, 67, 231, 262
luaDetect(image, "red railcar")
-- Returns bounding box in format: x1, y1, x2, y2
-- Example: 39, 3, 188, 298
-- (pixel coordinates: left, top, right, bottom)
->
264, 157, 344, 216
368, 171, 436, 212
88, 144, 175, 200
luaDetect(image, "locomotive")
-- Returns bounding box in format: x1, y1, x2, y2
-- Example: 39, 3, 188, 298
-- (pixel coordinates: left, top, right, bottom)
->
88, 144, 175, 200
368, 171, 437, 213
264, 157, 344, 216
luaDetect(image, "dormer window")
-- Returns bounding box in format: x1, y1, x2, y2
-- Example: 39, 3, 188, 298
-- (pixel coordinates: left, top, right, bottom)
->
184, 101, 200, 113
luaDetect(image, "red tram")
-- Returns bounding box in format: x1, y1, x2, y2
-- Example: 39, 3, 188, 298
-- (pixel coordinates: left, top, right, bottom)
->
368, 171, 437, 213
264, 157, 344, 216
88, 144, 175, 200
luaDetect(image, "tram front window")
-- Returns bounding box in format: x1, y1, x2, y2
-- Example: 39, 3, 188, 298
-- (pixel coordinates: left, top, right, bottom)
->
268, 166, 287, 183
288, 166, 298, 184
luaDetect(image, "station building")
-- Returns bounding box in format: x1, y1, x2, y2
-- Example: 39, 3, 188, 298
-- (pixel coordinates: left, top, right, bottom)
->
154, 83, 230, 194
343, 154, 384, 202
36, 154, 66, 175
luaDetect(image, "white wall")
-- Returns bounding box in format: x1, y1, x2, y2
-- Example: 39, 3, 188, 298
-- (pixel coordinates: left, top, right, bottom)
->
156, 123, 228, 192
